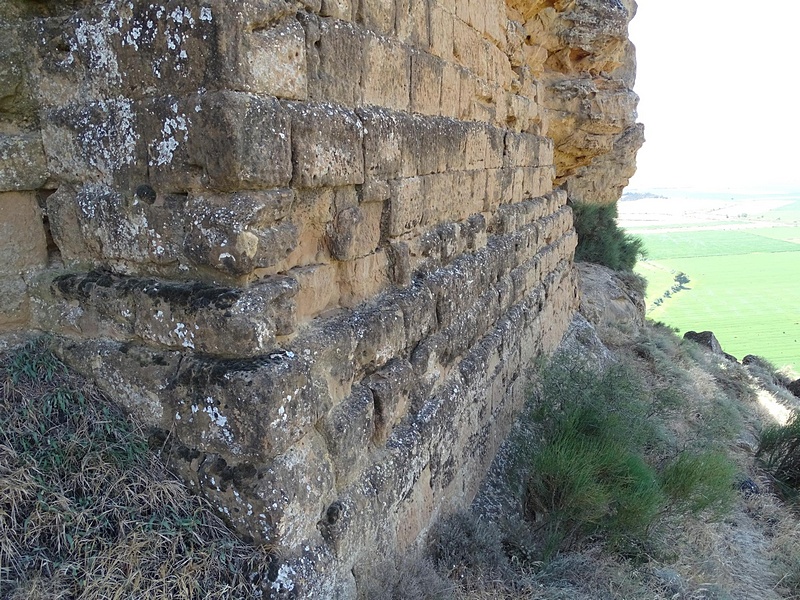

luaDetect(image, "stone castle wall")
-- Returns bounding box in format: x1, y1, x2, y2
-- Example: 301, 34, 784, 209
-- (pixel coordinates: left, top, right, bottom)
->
0, 0, 640, 594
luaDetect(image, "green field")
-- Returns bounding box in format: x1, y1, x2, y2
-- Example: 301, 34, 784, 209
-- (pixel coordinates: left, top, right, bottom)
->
642, 231, 800, 260
631, 196, 800, 374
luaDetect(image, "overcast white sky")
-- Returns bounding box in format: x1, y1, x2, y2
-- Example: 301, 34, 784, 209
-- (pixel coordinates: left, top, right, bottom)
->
626, 0, 800, 192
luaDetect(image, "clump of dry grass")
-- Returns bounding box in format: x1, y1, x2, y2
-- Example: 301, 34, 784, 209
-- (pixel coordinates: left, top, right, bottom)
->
0, 337, 272, 599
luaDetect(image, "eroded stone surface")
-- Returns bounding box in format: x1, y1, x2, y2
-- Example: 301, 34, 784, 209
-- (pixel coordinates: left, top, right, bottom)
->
577, 261, 645, 333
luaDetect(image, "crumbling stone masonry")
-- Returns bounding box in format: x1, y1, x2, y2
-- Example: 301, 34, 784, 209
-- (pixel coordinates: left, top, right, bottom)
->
0, 0, 640, 595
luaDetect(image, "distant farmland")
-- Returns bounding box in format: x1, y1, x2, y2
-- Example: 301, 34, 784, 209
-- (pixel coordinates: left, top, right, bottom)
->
620, 191, 800, 374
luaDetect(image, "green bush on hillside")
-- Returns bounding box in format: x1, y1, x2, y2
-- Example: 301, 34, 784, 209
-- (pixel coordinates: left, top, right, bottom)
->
511, 355, 736, 559
758, 412, 800, 500
572, 201, 644, 271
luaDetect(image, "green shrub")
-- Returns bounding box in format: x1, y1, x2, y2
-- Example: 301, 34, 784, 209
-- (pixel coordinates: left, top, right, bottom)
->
757, 412, 800, 499
571, 201, 645, 271
659, 451, 736, 517
522, 392, 663, 554
512, 355, 737, 559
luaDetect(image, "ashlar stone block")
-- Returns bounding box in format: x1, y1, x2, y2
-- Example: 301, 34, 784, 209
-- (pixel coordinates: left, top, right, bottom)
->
337, 249, 390, 307
396, 0, 429, 47
410, 52, 443, 116
288, 101, 365, 188
388, 176, 423, 236
366, 358, 415, 444
429, 5, 454, 60
292, 263, 340, 322
184, 190, 298, 275
188, 92, 292, 191
244, 16, 307, 100
359, 107, 403, 180
440, 62, 461, 119
0, 133, 49, 192
326, 201, 382, 261
311, 18, 366, 106
358, 0, 396, 35
318, 385, 375, 484
363, 34, 410, 111
321, 0, 355, 19
0, 191, 48, 274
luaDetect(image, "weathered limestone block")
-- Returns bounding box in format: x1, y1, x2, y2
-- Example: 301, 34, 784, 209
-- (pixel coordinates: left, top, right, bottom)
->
243, 16, 308, 100
46, 184, 185, 267
169, 350, 328, 460
318, 384, 375, 484
0, 132, 49, 191
184, 190, 297, 275
321, 0, 355, 20
0, 191, 47, 327
410, 51, 443, 115
0, 191, 48, 274
326, 202, 382, 261
458, 67, 477, 120
247, 432, 337, 548
305, 16, 366, 106
366, 358, 415, 444
396, 0, 430, 47
452, 18, 483, 76
428, 4, 454, 60
32, 2, 218, 105
292, 263, 340, 321
350, 302, 406, 375
0, 24, 38, 124
288, 101, 365, 187
337, 249, 391, 307
46, 270, 298, 354
41, 97, 146, 186
125, 92, 295, 193
190, 92, 293, 191
363, 33, 410, 110
0, 275, 30, 328
359, 0, 396, 35
388, 177, 423, 236
439, 62, 461, 118
359, 106, 404, 179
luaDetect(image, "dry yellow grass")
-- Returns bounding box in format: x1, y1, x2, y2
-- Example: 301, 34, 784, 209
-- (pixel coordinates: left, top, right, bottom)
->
0, 337, 274, 599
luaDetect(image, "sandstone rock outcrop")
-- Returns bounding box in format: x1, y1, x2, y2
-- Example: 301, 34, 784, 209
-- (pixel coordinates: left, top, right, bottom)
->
577, 261, 645, 333
506, 0, 644, 205
0, 0, 641, 594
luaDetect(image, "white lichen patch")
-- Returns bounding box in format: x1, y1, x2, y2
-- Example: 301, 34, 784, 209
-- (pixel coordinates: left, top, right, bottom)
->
172, 322, 195, 348
72, 4, 122, 83
75, 97, 139, 177
201, 397, 237, 447
271, 565, 296, 593
152, 102, 188, 166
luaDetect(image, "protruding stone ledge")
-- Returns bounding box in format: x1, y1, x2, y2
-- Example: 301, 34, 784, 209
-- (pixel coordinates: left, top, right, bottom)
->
42, 270, 298, 356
